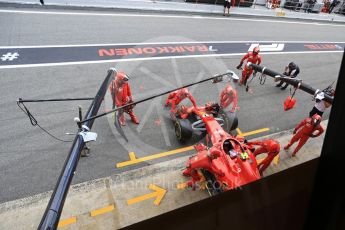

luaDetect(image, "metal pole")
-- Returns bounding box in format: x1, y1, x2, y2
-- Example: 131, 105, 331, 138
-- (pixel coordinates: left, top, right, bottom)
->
248, 63, 334, 104
38, 69, 114, 230
78, 106, 83, 130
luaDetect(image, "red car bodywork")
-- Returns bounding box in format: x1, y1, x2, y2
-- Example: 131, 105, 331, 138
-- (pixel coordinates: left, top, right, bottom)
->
180, 106, 261, 192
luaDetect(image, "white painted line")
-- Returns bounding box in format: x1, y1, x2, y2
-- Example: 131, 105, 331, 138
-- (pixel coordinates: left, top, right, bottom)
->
0, 50, 342, 69
0, 41, 344, 49
0, 9, 344, 27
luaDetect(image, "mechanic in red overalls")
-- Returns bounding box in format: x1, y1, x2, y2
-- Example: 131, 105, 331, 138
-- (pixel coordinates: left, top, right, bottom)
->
284, 114, 324, 157
109, 71, 139, 126
237, 47, 262, 85
165, 88, 197, 112
219, 85, 239, 112
247, 139, 280, 175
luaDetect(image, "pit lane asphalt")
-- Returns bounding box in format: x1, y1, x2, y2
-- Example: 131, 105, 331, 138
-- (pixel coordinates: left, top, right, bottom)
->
0, 7, 343, 203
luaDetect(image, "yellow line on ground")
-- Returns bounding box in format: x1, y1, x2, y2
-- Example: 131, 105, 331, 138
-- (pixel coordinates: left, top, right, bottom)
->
239, 128, 270, 137
116, 127, 270, 168
236, 128, 243, 136
116, 146, 194, 168
57, 217, 77, 228
90, 204, 115, 217
129, 152, 136, 160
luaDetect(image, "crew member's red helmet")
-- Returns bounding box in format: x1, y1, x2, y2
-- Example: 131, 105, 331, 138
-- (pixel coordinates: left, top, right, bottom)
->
180, 88, 190, 97
311, 114, 322, 126
115, 72, 129, 84
253, 47, 260, 55
225, 85, 234, 94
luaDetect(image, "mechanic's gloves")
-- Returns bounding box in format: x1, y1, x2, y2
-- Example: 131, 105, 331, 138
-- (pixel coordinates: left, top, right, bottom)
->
293, 129, 297, 135
236, 63, 243, 70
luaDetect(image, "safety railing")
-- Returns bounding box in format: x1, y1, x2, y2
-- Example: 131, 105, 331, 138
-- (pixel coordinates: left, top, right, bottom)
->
185, 0, 345, 14
282, 0, 345, 14
185, 0, 256, 7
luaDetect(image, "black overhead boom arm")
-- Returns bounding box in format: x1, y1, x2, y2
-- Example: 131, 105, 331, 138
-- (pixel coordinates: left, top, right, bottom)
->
248, 63, 333, 104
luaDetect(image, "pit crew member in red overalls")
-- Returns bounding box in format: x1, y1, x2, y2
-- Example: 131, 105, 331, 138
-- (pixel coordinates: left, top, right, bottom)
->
109, 71, 139, 126
247, 139, 280, 175
236, 47, 262, 85
219, 85, 239, 112
284, 114, 324, 157
165, 88, 197, 112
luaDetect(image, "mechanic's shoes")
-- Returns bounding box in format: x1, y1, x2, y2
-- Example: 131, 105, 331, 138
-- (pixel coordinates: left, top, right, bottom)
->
186, 181, 196, 190
118, 113, 139, 125
129, 113, 140, 124
119, 115, 126, 126
284, 143, 291, 150
257, 164, 264, 175
131, 117, 140, 124
258, 169, 264, 177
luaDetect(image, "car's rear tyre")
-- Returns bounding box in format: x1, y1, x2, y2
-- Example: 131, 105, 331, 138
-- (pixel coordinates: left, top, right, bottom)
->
175, 118, 193, 143
218, 109, 238, 132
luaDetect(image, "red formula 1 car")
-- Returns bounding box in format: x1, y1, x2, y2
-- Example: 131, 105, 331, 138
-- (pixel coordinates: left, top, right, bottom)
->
168, 97, 261, 195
